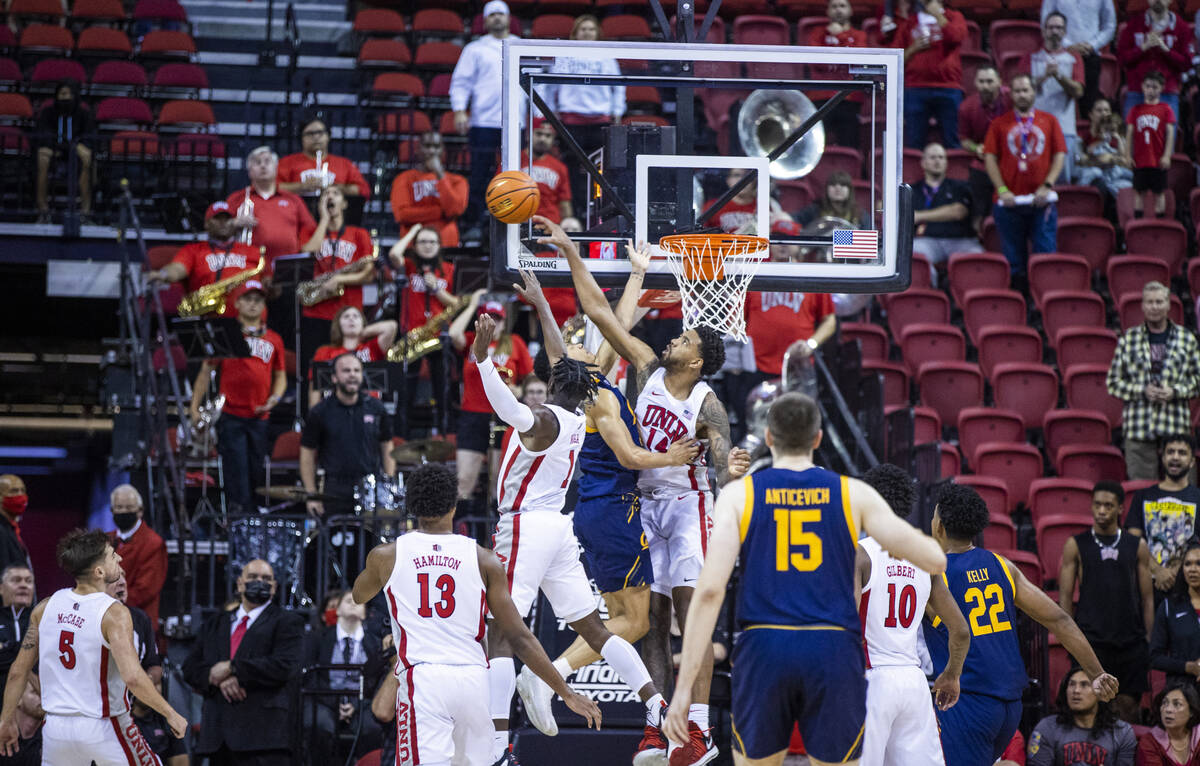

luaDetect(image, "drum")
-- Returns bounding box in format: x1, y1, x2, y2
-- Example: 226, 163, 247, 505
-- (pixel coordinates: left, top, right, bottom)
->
352, 474, 404, 515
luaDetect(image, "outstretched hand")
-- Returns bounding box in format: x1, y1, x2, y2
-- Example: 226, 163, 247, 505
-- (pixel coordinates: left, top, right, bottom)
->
472, 313, 497, 363
532, 215, 573, 254
512, 269, 546, 306
562, 688, 602, 729
625, 240, 652, 273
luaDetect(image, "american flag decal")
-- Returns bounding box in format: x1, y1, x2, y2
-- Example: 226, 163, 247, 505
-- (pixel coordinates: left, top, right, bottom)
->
832, 229, 879, 259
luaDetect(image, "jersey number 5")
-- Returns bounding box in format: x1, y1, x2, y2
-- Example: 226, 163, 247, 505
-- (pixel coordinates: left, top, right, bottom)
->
58, 630, 76, 669
773, 508, 823, 572
417, 573, 456, 618
964, 584, 1012, 636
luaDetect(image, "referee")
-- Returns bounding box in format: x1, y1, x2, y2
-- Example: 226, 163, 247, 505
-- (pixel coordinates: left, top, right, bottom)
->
300, 353, 395, 515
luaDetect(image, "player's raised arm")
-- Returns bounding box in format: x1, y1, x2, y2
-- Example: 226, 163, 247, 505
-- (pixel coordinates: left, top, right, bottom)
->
1003, 552, 1119, 700
477, 546, 602, 729
926, 575, 969, 710
592, 241, 653, 374
352, 542, 396, 605
852, 478, 946, 575
512, 269, 567, 364
592, 388, 699, 469
0, 600, 44, 754
471, 313, 557, 443
103, 602, 188, 738
697, 392, 751, 487
532, 215, 658, 376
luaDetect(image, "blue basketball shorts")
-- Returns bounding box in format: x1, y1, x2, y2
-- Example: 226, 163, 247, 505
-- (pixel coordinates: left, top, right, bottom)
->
573, 491, 653, 593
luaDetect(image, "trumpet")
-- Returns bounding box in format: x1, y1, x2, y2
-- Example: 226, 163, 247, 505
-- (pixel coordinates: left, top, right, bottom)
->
237, 187, 254, 245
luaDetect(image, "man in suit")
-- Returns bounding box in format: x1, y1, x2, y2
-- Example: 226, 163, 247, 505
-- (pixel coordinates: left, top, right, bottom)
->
303, 590, 387, 763
182, 558, 304, 765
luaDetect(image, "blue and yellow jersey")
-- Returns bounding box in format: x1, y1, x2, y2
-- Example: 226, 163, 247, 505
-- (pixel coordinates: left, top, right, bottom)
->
735, 466, 861, 633
578, 376, 642, 501
923, 548, 1028, 700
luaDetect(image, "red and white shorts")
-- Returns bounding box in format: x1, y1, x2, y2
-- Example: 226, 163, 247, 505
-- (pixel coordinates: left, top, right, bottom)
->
395, 663, 491, 766
42, 711, 161, 766
640, 489, 713, 596
492, 511, 596, 623
862, 664, 945, 766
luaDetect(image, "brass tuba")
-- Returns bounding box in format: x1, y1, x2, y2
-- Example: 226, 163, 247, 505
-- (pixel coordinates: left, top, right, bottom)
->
387, 293, 471, 364
177, 253, 266, 318
737, 89, 825, 180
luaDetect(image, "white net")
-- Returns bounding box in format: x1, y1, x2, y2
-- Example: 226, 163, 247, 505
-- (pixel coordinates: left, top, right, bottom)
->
659, 234, 768, 342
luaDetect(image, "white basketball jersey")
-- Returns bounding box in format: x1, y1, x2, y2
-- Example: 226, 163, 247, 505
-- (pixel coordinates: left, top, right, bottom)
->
635, 367, 712, 495
38, 588, 130, 718
860, 537, 931, 669
496, 403, 584, 515
384, 532, 488, 670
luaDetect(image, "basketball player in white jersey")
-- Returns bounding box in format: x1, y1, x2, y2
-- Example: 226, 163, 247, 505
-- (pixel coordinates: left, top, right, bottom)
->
857, 464, 970, 766
471, 312, 672, 765
352, 463, 600, 766
535, 215, 750, 765
0, 529, 186, 764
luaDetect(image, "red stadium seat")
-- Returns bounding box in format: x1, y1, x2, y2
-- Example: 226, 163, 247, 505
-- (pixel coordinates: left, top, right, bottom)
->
371, 73, 425, 98
862, 361, 910, 409
1168, 154, 1192, 206
1054, 185, 1104, 218
947, 251, 1010, 309
1029, 477, 1094, 526
960, 50, 993, 95
1054, 328, 1117, 376
776, 179, 812, 215
885, 288, 950, 341
956, 476, 1011, 521
411, 9, 463, 37
901, 148, 922, 185
1043, 409, 1113, 465
840, 322, 888, 361
352, 8, 406, 36
1054, 217, 1115, 272
0, 27, 15, 51
1047, 642, 1072, 693
1122, 479, 1157, 523
898, 323, 966, 378
109, 129, 159, 156
413, 41, 462, 70
76, 27, 132, 57
1116, 188, 1177, 230
95, 96, 153, 125
167, 132, 225, 158
601, 15, 654, 40
132, 0, 187, 24
377, 110, 432, 136
977, 326, 1043, 381
71, 0, 127, 23
941, 443, 962, 478
991, 362, 1060, 429
910, 253, 934, 289
961, 289, 1026, 346
626, 86, 662, 111
138, 30, 196, 59
732, 15, 789, 45
9, 0, 65, 24
913, 406, 941, 444
1097, 53, 1119, 98
427, 73, 452, 98
92, 61, 149, 88
357, 38, 412, 68
808, 146, 863, 196
984, 514, 1017, 549
0, 58, 20, 85
988, 20, 1042, 57
531, 14, 576, 38
957, 407, 1024, 470
30, 58, 86, 86
1036, 514, 1090, 581
669, 13, 726, 43
1040, 290, 1107, 350
1118, 292, 1183, 331
975, 441, 1043, 510
997, 549, 1042, 586
1056, 445, 1127, 483
158, 99, 215, 128
19, 24, 74, 56
0, 93, 34, 120
1121, 219, 1187, 278
1063, 364, 1123, 429
917, 362, 984, 431
151, 62, 208, 90
1106, 255, 1170, 304
1028, 253, 1090, 310
944, 148, 973, 180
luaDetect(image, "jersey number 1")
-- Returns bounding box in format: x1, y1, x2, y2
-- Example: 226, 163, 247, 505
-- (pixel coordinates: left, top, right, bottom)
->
417, 573, 456, 618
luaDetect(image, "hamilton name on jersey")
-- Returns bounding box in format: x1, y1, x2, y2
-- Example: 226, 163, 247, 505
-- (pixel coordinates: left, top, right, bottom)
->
412, 553, 462, 571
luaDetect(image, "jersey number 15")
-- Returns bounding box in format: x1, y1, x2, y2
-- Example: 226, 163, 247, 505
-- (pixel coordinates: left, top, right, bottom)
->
773, 508, 823, 572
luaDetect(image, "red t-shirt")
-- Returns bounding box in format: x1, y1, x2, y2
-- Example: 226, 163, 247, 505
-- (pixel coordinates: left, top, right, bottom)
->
806, 25, 867, 102
983, 109, 1066, 196
225, 187, 316, 267
402, 260, 456, 332
277, 152, 370, 198
170, 242, 263, 316
460, 332, 533, 413
891, 9, 967, 89
958, 90, 1012, 147
296, 224, 374, 320
217, 328, 286, 419
308, 339, 385, 379
1001, 729, 1026, 764
703, 198, 757, 234
521, 151, 572, 223
1128, 102, 1175, 169
744, 291, 835, 375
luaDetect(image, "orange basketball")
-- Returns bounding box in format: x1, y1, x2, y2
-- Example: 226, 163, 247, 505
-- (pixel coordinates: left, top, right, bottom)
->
486, 171, 540, 224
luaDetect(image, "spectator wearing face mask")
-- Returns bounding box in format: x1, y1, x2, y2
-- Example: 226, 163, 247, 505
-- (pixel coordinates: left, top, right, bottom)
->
0, 477, 29, 576
108, 484, 167, 628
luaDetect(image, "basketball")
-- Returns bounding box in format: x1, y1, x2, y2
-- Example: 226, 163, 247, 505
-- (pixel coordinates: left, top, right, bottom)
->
486, 171, 540, 224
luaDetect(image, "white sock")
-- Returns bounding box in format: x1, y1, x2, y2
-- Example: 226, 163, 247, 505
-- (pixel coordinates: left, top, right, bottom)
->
488, 656, 516, 720
689, 703, 708, 730
552, 657, 573, 680
645, 693, 665, 726
600, 635, 652, 695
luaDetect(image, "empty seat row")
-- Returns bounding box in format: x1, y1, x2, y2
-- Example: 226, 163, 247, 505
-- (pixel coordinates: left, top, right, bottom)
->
6, 0, 186, 25
3, 26, 196, 60
0, 57, 207, 91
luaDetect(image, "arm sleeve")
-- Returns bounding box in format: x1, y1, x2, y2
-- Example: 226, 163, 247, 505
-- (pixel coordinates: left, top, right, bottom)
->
476, 357, 536, 431
1025, 721, 1055, 766
125, 542, 167, 613
1116, 23, 1143, 66
941, 11, 967, 45
1149, 602, 1190, 674
1137, 732, 1167, 766
1114, 723, 1137, 766
1124, 493, 1145, 531
1173, 333, 1200, 399
983, 121, 1002, 156
1106, 334, 1144, 401
1092, 0, 1116, 49
437, 173, 469, 218
449, 47, 475, 112
232, 612, 305, 688
300, 414, 323, 449
347, 162, 370, 198
1167, 25, 1192, 68
390, 172, 412, 224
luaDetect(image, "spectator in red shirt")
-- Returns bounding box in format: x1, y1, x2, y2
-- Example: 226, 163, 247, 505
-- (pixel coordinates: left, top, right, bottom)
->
109, 484, 167, 628
227, 146, 317, 267
1124, 70, 1177, 218
959, 66, 1012, 161
189, 281, 288, 514
277, 116, 369, 199
148, 202, 264, 316
743, 290, 837, 381
984, 74, 1066, 276
703, 167, 759, 233
806, 0, 867, 144
389, 132, 469, 248
521, 120, 573, 223
1116, 0, 1191, 120
448, 294, 532, 508
307, 305, 397, 408
298, 186, 376, 377
892, 0, 968, 148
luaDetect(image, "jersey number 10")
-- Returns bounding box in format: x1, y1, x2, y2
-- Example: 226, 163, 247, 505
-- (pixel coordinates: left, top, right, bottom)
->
773, 508, 823, 572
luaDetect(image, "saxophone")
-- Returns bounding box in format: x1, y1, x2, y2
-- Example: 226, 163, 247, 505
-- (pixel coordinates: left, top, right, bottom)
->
387, 294, 471, 363
296, 230, 378, 306
177, 255, 265, 318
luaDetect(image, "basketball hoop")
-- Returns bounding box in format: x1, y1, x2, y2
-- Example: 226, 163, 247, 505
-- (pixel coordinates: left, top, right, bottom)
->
637, 289, 682, 309
659, 234, 768, 342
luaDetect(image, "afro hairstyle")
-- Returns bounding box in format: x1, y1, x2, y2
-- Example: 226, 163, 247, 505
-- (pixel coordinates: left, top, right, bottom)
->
549, 355, 598, 405
862, 463, 917, 519
406, 464, 458, 518
934, 482, 990, 541
696, 326, 725, 377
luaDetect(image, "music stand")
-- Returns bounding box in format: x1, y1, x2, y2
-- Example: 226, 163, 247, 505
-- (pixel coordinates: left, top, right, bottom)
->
171, 317, 251, 359
272, 252, 314, 426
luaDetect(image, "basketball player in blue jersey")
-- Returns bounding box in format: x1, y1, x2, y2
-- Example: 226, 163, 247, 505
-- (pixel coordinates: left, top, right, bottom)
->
923, 483, 1120, 766
665, 392, 947, 766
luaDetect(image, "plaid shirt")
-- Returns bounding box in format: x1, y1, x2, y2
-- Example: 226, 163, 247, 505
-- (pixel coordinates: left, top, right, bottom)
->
1106, 322, 1200, 441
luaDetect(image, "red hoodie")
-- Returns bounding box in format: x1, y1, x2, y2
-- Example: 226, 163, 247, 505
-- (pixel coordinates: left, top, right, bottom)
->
891, 9, 967, 89
1116, 11, 1193, 95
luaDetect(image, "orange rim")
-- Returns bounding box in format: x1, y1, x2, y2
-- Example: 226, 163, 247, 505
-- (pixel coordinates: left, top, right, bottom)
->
659, 234, 768, 282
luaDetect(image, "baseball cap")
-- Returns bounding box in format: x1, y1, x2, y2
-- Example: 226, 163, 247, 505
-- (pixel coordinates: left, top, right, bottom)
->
532, 117, 554, 132
232, 280, 267, 301
205, 201, 232, 220
771, 219, 802, 236
483, 0, 509, 16
481, 300, 506, 318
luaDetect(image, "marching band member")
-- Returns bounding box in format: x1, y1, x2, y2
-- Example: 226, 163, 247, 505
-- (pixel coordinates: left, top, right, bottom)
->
147, 202, 262, 316
307, 306, 397, 408
277, 116, 370, 199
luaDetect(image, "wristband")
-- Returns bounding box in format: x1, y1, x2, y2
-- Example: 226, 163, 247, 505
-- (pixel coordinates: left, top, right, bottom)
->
806, 338, 819, 350
996, 186, 1010, 195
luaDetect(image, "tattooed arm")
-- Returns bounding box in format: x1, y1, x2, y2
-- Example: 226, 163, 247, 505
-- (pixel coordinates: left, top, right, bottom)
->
696, 392, 751, 488
0, 600, 45, 754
